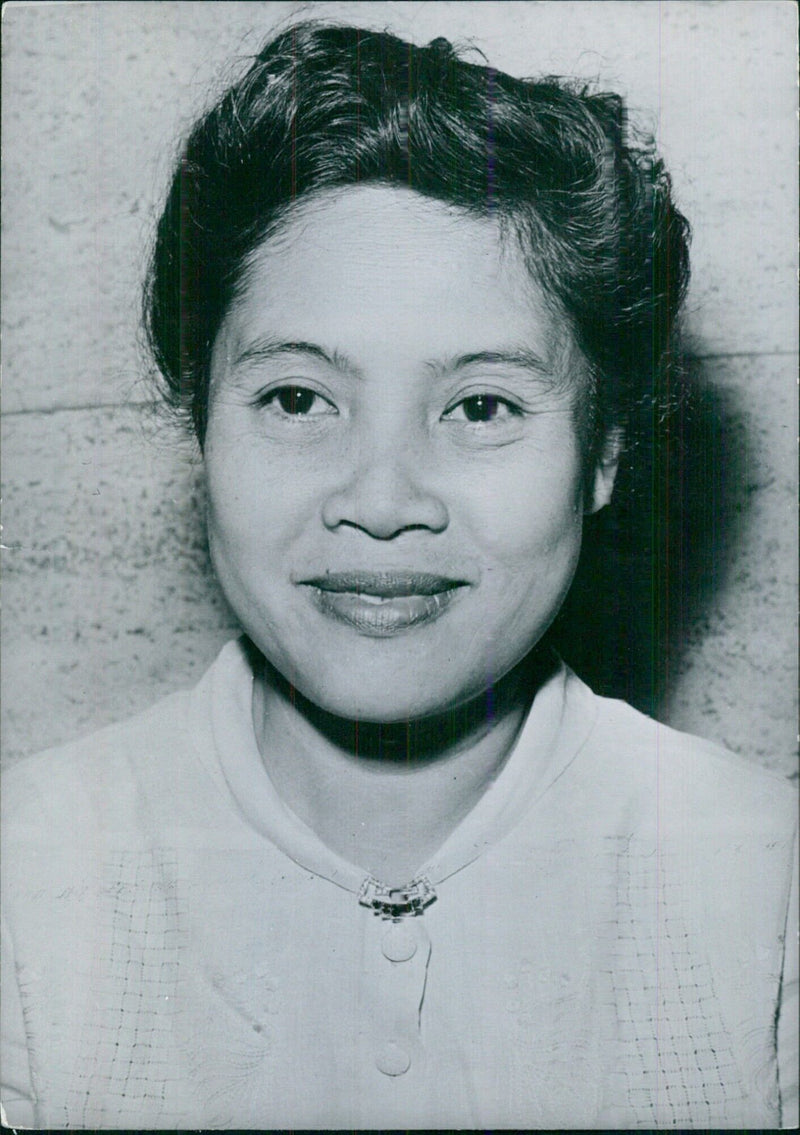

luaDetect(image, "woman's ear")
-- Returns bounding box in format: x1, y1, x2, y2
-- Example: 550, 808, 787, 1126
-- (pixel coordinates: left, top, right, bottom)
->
586, 426, 624, 515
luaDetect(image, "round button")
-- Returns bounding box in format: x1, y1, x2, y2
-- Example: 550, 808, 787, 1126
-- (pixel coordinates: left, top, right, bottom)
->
375, 1040, 411, 1076
381, 922, 418, 962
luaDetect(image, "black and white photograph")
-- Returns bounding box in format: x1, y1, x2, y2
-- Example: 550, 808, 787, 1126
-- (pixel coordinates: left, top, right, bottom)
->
1, 1, 797, 1128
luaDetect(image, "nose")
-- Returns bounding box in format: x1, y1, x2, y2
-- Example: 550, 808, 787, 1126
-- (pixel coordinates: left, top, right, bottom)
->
321, 435, 449, 540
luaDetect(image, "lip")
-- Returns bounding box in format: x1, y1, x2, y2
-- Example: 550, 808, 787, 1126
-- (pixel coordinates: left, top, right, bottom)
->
299, 571, 469, 636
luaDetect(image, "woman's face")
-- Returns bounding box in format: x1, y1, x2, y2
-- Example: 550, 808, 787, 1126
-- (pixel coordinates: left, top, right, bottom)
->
205, 185, 617, 722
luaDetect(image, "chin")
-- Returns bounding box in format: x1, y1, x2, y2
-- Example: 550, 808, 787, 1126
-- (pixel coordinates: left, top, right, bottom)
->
310, 685, 447, 724
294, 668, 474, 724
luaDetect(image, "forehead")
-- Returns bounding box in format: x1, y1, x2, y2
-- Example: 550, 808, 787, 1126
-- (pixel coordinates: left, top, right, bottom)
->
218, 185, 585, 387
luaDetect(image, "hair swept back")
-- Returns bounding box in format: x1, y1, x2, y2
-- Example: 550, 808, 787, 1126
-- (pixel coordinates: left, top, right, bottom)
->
144, 19, 690, 446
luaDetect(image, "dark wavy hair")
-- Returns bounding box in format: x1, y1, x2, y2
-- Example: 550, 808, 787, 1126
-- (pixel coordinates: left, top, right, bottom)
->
144, 20, 690, 451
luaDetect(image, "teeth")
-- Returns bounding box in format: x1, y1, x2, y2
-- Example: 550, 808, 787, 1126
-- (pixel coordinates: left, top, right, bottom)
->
346, 592, 446, 605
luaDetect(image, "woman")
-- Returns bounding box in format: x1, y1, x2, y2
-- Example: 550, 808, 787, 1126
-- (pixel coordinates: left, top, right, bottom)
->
2, 20, 796, 1130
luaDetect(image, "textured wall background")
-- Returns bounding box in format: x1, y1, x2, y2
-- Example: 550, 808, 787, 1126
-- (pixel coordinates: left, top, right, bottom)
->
2, 1, 797, 776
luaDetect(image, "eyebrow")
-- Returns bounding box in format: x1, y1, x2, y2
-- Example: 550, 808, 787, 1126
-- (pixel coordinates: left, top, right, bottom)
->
437, 348, 553, 377
233, 337, 360, 376
233, 339, 555, 382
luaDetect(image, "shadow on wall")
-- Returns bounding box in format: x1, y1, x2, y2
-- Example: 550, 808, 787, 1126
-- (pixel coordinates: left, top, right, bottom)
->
547, 347, 748, 721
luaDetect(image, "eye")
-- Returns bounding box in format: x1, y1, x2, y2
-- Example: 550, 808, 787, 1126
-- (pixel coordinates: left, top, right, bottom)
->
259, 385, 336, 417
445, 394, 523, 423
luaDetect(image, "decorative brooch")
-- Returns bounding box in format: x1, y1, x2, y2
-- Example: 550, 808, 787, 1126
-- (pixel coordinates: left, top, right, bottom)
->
358, 875, 437, 920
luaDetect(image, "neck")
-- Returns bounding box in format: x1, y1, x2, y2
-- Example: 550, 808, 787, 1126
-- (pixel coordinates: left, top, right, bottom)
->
248, 642, 556, 886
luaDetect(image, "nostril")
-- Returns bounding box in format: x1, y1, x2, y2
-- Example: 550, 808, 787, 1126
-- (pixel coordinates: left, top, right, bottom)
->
336, 518, 440, 540
321, 470, 449, 537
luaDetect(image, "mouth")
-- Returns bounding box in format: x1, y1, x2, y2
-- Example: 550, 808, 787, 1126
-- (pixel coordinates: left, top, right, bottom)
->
298, 571, 469, 636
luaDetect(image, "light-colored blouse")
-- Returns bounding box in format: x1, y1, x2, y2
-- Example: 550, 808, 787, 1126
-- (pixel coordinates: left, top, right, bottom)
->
2, 639, 797, 1128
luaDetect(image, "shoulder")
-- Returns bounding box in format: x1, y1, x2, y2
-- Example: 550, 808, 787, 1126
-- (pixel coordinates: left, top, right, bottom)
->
2, 687, 191, 838
1, 639, 248, 843
565, 672, 797, 842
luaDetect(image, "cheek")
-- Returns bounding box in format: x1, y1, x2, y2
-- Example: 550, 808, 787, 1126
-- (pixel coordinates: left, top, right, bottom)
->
460, 455, 586, 570
204, 429, 312, 546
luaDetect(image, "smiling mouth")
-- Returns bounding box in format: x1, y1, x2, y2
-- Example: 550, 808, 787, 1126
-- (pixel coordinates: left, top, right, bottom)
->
299, 571, 469, 636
